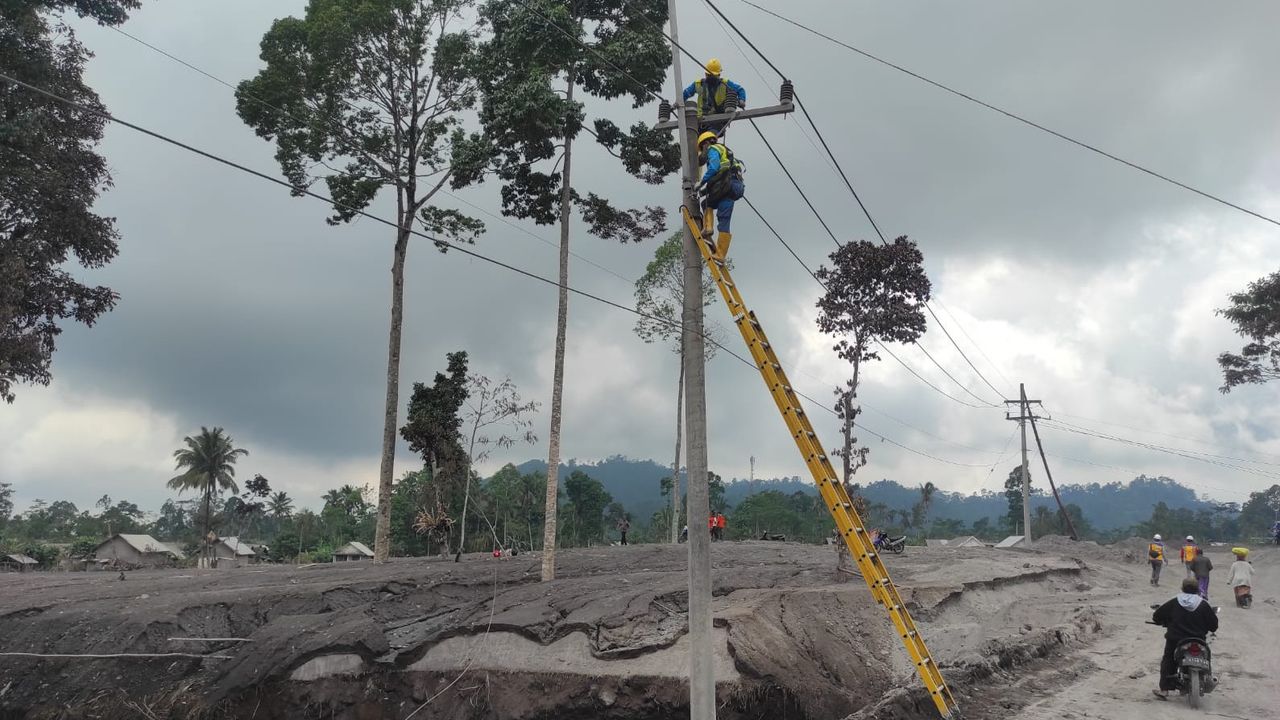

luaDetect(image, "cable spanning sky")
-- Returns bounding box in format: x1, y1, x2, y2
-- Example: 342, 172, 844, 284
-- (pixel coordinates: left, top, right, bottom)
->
4, 0, 1280, 512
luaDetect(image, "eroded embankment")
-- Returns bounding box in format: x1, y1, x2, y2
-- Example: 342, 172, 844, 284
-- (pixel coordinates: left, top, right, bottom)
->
0, 543, 1106, 720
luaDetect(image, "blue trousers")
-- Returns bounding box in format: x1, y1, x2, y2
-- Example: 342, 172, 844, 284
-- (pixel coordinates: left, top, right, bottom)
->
706, 178, 744, 232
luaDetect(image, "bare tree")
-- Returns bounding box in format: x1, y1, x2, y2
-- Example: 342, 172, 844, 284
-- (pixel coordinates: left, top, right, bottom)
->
633, 232, 723, 542
458, 374, 539, 556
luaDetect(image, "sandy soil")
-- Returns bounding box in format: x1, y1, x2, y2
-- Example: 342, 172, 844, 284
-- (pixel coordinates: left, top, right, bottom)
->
0, 539, 1270, 719
986, 544, 1280, 720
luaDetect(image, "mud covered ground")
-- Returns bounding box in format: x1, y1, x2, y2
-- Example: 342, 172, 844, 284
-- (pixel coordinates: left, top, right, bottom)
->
0, 538, 1221, 720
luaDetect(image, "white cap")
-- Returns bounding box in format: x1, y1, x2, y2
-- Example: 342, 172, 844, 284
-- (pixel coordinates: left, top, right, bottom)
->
1186, 535, 1194, 541
1153, 534, 1162, 541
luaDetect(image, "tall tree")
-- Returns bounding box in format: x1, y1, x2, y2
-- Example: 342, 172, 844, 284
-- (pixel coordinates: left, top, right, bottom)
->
917, 481, 937, 536
167, 427, 248, 567
0, 0, 139, 402
815, 237, 931, 485
401, 350, 470, 550
634, 232, 722, 542
0, 481, 12, 528
268, 491, 294, 518
1217, 270, 1280, 392
458, 373, 539, 557
479, 0, 678, 580
1003, 465, 1030, 532
236, 0, 490, 562
562, 469, 612, 546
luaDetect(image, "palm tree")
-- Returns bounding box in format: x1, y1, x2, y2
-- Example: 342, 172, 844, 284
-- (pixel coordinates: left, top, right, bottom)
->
919, 482, 937, 536
269, 491, 294, 518
168, 427, 248, 567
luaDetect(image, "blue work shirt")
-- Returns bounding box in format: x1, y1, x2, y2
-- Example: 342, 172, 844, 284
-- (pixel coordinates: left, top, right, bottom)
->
700, 145, 727, 185
682, 77, 747, 108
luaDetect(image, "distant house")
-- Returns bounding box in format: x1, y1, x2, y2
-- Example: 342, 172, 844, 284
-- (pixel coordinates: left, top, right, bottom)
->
949, 536, 986, 548
94, 534, 184, 567
925, 539, 950, 548
994, 535, 1027, 549
211, 537, 257, 567
1, 553, 39, 572
333, 542, 375, 562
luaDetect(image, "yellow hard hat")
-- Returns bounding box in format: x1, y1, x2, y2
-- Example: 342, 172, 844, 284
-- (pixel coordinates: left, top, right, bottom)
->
705, 58, 722, 76
697, 131, 717, 146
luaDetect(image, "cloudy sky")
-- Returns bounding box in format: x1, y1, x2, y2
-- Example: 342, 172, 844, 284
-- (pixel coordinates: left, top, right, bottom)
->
6, 0, 1280, 516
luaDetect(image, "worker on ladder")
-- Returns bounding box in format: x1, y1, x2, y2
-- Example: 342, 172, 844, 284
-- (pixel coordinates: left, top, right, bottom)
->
695, 130, 745, 260
683, 58, 747, 134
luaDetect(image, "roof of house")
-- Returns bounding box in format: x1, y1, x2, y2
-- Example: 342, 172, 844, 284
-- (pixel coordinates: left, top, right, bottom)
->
4, 554, 38, 565
994, 535, 1026, 548
949, 536, 986, 548
160, 542, 187, 559
217, 537, 255, 556
334, 541, 374, 557
98, 534, 184, 558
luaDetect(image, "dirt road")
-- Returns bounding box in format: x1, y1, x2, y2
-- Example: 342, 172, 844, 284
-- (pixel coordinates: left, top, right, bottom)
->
991, 545, 1278, 720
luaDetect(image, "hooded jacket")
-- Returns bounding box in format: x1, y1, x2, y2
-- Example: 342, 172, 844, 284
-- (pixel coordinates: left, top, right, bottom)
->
1152, 592, 1219, 642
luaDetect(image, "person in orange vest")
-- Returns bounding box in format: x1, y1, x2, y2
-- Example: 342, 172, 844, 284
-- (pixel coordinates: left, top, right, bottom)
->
715, 513, 727, 540
708, 514, 719, 541
1148, 534, 1167, 586
1180, 536, 1198, 577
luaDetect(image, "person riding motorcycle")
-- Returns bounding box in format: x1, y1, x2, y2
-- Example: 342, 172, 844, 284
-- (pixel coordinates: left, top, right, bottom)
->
1151, 577, 1219, 699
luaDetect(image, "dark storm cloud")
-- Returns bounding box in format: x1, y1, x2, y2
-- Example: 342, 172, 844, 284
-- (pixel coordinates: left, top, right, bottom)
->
7, 1, 1280, 511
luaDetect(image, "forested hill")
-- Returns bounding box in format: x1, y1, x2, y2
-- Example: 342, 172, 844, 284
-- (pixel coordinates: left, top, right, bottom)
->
512, 457, 1216, 531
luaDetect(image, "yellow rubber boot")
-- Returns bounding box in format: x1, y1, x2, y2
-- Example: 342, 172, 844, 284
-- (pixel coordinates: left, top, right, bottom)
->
701, 208, 715, 239
716, 231, 732, 260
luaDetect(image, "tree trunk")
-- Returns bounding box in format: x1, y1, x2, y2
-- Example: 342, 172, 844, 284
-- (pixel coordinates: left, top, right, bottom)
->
202, 486, 211, 569
374, 222, 412, 563
670, 359, 684, 543
541, 74, 575, 582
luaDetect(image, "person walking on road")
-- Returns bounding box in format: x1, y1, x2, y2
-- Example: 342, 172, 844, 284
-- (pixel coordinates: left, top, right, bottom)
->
1180, 535, 1198, 577
1227, 547, 1254, 608
1190, 547, 1213, 600
1148, 534, 1167, 586
616, 516, 631, 546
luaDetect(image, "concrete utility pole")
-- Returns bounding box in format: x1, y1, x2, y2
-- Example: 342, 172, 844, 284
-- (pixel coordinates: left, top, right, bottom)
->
659, 8, 794, 716
1005, 384, 1044, 545
663, 4, 714, 718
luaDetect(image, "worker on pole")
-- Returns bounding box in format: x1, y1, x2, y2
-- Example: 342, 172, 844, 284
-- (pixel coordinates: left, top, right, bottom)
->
695, 130, 745, 260
683, 58, 747, 133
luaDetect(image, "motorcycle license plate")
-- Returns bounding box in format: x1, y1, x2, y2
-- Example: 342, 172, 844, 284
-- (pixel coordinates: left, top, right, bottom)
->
1181, 657, 1209, 669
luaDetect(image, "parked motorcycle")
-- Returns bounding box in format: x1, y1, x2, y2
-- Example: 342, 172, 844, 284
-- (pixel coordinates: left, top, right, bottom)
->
874, 534, 907, 554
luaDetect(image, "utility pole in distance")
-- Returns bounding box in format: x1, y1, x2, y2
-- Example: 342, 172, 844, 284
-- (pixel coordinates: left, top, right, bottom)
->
657, 12, 793, 718
1005, 384, 1044, 545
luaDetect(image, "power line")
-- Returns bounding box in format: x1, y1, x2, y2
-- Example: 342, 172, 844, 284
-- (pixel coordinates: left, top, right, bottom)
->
1045, 408, 1280, 465
1, 70, 990, 472
700, 0, 1007, 406
734, 0, 1280, 230
742, 196, 999, 410
105, 26, 638, 289
930, 295, 1016, 391
1037, 419, 1280, 482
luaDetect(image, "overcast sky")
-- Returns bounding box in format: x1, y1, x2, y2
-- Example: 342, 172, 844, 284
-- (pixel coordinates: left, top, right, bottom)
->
6, 0, 1280, 516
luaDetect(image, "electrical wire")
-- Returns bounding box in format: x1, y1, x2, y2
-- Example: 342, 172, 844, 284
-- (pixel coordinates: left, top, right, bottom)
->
103, 21, 1004, 466
108, 26, 634, 287
699, 0, 1008, 405
1037, 420, 1280, 482
1, 70, 992, 472
733, 0, 1280, 231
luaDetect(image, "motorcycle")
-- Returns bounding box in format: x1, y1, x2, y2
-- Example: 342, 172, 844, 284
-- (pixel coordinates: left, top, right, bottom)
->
1148, 606, 1218, 709
874, 534, 907, 555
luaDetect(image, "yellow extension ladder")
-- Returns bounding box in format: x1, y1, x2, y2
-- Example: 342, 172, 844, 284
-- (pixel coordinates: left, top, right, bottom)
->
681, 208, 961, 719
